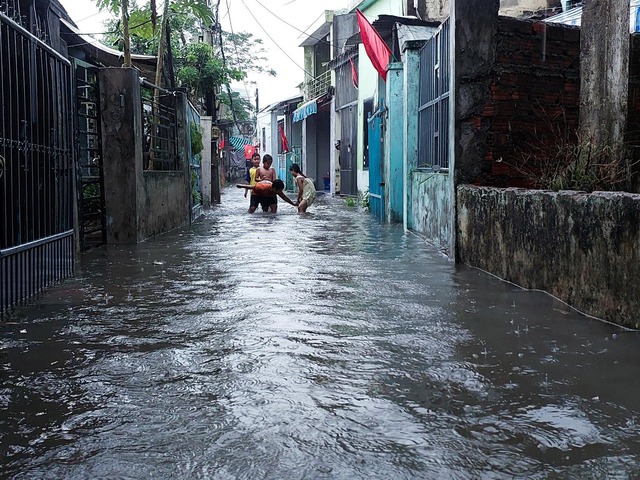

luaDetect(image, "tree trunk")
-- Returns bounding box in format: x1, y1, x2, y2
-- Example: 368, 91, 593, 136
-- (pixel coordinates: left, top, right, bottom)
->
149, 0, 171, 170
121, 0, 131, 66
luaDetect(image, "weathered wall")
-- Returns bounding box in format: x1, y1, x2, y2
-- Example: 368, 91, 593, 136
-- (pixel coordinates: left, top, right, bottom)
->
627, 34, 640, 180
580, 0, 629, 147
385, 62, 404, 223
100, 68, 190, 243
140, 171, 190, 239
459, 17, 581, 187
454, 0, 499, 186
457, 185, 640, 328
201, 116, 212, 208
100, 68, 144, 243
410, 172, 454, 256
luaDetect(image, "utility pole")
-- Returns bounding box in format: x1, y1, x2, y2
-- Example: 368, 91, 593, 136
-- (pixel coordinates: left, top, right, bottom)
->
255, 88, 259, 150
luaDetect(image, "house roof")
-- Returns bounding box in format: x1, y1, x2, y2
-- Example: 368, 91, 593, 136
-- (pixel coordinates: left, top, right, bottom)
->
60, 17, 157, 69
261, 94, 304, 115
344, 14, 440, 46
299, 22, 331, 47
544, 0, 640, 32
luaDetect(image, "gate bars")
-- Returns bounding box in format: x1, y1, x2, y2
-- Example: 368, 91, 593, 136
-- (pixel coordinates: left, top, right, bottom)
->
418, 18, 451, 171
1, 10, 75, 314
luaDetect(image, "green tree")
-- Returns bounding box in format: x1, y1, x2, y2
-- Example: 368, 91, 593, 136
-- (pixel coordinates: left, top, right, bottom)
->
218, 90, 254, 122
176, 42, 243, 100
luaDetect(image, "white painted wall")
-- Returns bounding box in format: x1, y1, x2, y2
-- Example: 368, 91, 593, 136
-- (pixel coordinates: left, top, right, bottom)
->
356, 0, 404, 196
256, 110, 275, 157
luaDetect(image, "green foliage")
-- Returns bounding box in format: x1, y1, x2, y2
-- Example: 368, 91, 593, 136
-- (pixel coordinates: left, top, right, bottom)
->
103, 5, 159, 53
94, 0, 123, 14
191, 169, 201, 203
361, 189, 370, 211
344, 197, 357, 207
93, 0, 272, 122
219, 31, 276, 78
217, 90, 254, 122
176, 42, 243, 99
189, 122, 204, 157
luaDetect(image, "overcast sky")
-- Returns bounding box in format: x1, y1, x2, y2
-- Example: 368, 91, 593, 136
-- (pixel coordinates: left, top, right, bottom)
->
59, 0, 350, 107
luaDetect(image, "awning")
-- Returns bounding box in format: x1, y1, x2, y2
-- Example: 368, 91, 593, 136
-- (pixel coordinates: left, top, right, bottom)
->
229, 136, 252, 150
293, 99, 317, 123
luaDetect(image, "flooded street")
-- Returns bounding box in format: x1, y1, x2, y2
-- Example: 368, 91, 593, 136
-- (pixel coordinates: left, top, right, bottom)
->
2, 186, 640, 479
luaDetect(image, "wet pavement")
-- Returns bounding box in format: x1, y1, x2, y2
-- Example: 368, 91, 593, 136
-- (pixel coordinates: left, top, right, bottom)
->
2, 185, 640, 479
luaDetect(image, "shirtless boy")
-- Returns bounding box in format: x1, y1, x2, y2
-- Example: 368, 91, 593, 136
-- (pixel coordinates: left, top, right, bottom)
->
255, 154, 276, 183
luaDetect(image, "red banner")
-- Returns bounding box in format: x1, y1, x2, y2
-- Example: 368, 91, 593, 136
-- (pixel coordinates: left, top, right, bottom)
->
356, 9, 391, 81
350, 57, 359, 89
278, 124, 289, 153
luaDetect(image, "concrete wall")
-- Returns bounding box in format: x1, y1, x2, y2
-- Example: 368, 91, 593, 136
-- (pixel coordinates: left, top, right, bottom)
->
410, 172, 454, 256
455, 15, 581, 187
201, 116, 212, 208
385, 62, 404, 222
357, 1, 404, 196
100, 67, 190, 243
457, 185, 640, 328
100, 68, 144, 243
580, 0, 629, 147
140, 171, 189, 238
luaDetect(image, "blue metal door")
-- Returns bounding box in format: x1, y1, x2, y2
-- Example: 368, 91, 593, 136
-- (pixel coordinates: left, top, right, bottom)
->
368, 111, 384, 221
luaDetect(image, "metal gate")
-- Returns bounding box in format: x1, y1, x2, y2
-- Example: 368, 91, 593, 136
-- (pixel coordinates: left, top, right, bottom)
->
418, 18, 450, 169
1, 11, 75, 315
339, 104, 358, 196
368, 104, 384, 221
75, 60, 106, 249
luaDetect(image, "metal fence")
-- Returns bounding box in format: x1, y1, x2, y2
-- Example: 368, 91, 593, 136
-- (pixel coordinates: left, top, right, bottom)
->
75, 60, 106, 249
1, 9, 75, 314
418, 18, 451, 170
141, 80, 179, 171
304, 70, 332, 101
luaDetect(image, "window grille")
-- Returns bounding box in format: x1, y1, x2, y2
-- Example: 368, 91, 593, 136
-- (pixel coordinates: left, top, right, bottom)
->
417, 18, 450, 170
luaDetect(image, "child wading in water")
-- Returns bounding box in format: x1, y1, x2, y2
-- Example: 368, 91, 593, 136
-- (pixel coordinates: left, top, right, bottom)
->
236, 179, 296, 213
289, 163, 317, 213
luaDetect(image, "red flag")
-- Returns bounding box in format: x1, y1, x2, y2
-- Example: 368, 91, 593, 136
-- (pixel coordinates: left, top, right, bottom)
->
356, 9, 391, 80
278, 124, 289, 153
244, 144, 255, 159
350, 57, 359, 89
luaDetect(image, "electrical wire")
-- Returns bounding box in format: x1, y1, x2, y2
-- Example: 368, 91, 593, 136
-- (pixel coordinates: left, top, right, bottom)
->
214, 0, 241, 129
251, 0, 333, 47
224, 0, 253, 103
237, 0, 313, 77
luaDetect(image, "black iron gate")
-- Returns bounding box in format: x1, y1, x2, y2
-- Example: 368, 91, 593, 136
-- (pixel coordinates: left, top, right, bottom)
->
74, 60, 106, 249
1, 11, 75, 315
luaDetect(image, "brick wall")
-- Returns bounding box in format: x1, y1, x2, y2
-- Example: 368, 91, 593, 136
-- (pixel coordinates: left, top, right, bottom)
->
474, 17, 581, 187
628, 35, 640, 151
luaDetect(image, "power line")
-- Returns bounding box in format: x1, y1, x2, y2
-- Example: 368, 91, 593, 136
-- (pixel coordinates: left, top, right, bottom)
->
214, 0, 241, 129
224, 0, 253, 103
251, 0, 333, 47
237, 0, 313, 77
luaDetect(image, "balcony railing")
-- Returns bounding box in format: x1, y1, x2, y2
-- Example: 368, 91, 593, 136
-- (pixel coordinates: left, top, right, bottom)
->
304, 70, 332, 101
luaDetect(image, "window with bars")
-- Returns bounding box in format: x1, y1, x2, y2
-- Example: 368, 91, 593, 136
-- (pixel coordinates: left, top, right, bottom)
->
417, 18, 450, 170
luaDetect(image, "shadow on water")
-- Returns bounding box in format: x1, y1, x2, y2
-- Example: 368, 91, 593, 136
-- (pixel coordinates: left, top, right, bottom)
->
2, 186, 640, 479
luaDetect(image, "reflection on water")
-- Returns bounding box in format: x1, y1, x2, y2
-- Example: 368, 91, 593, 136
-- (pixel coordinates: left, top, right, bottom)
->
2, 186, 640, 479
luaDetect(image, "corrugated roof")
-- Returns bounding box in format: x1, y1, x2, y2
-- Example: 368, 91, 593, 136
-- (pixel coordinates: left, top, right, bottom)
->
544, 1, 640, 32
299, 22, 331, 47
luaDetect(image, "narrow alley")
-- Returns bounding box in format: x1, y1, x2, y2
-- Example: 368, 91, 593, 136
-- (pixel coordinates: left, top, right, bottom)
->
2, 187, 640, 478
